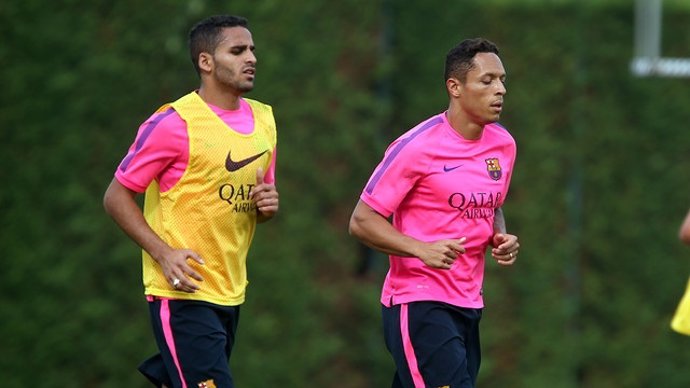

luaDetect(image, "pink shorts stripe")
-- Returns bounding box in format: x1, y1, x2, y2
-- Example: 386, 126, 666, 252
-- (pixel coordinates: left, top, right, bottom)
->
400, 303, 425, 388
160, 299, 187, 388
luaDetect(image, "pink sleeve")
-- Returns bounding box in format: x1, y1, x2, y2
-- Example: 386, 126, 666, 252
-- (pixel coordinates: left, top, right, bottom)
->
360, 138, 425, 217
114, 108, 189, 193
264, 147, 277, 184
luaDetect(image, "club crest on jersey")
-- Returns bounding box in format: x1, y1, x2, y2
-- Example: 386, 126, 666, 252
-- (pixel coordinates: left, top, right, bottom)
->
198, 380, 217, 388
485, 158, 502, 181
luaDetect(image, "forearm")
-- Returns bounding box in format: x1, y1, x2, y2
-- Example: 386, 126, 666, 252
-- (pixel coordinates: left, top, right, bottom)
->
256, 212, 274, 224
349, 201, 422, 257
493, 207, 506, 234
103, 179, 172, 261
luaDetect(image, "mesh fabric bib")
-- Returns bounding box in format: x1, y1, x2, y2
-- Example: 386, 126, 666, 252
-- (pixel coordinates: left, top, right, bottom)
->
142, 92, 276, 305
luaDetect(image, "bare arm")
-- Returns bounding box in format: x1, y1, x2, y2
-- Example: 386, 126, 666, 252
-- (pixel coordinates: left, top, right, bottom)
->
493, 207, 507, 234
103, 178, 203, 292
680, 208, 690, 245
348, 200, 465, 269
490, 207, 520, 266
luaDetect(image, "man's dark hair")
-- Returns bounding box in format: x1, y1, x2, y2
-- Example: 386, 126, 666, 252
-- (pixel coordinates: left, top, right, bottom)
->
444, 38, 499, 82
188, 15, 249, 75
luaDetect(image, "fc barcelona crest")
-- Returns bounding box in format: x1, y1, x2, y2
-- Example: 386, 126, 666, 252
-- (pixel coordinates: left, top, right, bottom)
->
485, 158, 502, 181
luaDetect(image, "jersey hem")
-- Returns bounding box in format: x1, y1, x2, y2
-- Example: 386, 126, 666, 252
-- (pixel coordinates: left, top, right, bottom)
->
381, 294, 484, 309
145, 289, 245, 306
115, 173, 148, 193
360, 194, 393, 218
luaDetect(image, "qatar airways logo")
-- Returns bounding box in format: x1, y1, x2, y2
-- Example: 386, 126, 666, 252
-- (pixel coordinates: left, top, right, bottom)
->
218, 183, 257, 213
448, 191, 503, 219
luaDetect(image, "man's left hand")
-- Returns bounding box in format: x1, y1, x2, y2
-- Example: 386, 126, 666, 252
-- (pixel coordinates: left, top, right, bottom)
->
251, 168, 279, 220
491, 233, 519, 266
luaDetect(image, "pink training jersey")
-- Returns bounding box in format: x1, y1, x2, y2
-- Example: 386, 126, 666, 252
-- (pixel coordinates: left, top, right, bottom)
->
116, 96, 277, 193
361, 112, 516, 309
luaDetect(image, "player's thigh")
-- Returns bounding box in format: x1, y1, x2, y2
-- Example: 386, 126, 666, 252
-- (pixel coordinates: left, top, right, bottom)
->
151, 299, 240, 388
386, 302, 481, 388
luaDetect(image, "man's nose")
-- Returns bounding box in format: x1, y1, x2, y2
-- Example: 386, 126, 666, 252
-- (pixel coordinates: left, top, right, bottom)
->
246, 51, 257, 64
496, 81, 506, 95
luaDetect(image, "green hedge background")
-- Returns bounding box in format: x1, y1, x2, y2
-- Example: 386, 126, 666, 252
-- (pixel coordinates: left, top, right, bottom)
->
2, 0, 690, 387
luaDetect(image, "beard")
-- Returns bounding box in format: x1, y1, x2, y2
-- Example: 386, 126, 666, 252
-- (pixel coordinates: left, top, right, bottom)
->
236, 81, 254, 93
214, 65, 254, 93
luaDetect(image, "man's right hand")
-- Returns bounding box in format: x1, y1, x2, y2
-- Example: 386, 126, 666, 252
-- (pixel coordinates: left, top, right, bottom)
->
417, 237, 467, 270
156, 248, 205, 293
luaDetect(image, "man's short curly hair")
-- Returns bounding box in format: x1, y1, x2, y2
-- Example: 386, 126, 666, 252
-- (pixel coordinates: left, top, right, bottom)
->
444, 38, 499, 82
188, 15, 249, 75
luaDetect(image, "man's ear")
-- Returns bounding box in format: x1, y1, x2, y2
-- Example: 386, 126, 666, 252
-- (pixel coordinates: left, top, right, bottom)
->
446, 77, 463, 98
198, 52, 213, 73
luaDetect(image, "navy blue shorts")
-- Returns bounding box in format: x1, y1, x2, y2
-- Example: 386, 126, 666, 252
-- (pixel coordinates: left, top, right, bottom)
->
382, 302, 482, 388
138, 297, 240, 388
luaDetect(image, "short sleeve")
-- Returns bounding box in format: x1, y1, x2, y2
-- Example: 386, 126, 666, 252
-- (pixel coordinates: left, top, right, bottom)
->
360, 138, 427, 217
115, 108, 189, 193
264, 146, 277, 184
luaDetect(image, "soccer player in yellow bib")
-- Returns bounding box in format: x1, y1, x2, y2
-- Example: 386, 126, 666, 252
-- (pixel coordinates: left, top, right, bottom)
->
103, 15, 278, 388
672, 208, 690, 336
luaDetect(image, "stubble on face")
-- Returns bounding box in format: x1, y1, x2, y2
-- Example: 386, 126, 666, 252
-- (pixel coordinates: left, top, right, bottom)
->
211, 27, 256, 94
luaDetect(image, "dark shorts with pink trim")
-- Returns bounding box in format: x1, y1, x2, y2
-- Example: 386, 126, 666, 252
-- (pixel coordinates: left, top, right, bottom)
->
382, 301, 482, 388
138, 297, 241, 388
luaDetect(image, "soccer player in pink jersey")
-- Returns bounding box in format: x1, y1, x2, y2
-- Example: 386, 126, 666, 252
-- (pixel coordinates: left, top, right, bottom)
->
349, 38, 519, 388
103, 15, 278, 388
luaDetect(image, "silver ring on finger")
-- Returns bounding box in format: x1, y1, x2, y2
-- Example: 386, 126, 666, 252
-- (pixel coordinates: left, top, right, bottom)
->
173, 278, 181, 288
509, 252, 514, 259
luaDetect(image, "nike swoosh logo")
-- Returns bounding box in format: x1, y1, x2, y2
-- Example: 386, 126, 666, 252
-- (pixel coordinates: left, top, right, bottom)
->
443, 164, 463, 172
225, 149, 268, 172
